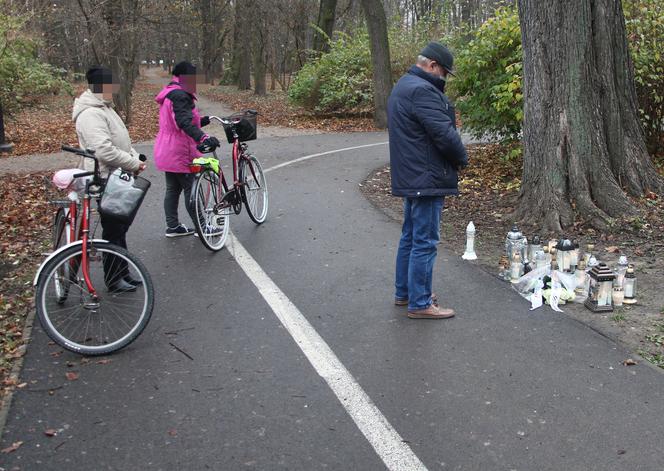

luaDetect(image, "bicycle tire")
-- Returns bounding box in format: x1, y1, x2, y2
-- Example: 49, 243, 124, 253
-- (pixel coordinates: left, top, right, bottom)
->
192, 169, 230, 251
239, 154, 268, 224
35, 241, 154, 356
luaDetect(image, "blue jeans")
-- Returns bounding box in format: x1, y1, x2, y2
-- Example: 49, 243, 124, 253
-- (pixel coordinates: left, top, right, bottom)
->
395, 196, 445, 310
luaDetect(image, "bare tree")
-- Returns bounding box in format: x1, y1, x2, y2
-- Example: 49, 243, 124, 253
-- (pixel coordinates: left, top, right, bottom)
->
516, 0, 663, 231
360, 0, 392, 128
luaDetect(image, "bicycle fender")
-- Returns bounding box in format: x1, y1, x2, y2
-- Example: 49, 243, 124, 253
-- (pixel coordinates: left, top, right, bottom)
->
33, 239, 108, 286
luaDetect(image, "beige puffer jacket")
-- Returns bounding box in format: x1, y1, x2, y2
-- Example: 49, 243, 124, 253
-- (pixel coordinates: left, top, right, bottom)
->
72, 90, 141, 175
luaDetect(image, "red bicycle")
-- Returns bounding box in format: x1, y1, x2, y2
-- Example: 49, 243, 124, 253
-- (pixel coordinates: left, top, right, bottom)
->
34, 146, 154, 355
189, 110, 268, 251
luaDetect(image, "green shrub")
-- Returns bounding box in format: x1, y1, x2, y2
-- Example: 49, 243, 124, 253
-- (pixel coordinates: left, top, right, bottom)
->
288, 31, 373, 113
0, 13, 71, 113
624, 0, 664, 154
449, 5, 523, 142
289, 17, 448, 114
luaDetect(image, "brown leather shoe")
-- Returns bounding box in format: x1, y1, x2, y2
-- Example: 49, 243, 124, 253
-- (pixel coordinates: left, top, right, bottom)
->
407, 304, 455, 319
395, 293, 438, 306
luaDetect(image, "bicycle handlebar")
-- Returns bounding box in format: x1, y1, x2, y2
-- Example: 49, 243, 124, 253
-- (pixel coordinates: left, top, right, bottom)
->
62, 145, 101, 182
62, 145, 96, 158
208, 109, 258, 126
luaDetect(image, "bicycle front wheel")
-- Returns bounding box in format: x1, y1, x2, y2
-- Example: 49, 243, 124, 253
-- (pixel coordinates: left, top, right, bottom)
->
192, 169, 230, 251
52, 208, 76, 303
35, 241, 154, 356
240, 154, 268, 224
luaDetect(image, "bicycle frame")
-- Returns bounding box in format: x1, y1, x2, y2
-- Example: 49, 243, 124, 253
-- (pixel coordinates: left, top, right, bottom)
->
79, 183, 97, 297
197, 116, 258, 214
45, 146, 104, 298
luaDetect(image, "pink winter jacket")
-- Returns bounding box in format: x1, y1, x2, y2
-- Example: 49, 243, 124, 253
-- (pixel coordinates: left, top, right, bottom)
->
154, 80, 203, 173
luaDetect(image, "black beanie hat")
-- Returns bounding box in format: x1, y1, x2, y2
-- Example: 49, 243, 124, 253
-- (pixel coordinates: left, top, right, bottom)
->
86, 66, 113, 85
172, 61, 197, 76
420, 42, 455, 75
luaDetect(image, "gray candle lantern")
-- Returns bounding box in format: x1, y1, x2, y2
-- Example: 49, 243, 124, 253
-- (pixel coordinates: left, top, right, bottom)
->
505, 224, 528, 280
584, 263, 615, 312
556, 238, 574, 272
623, 265, 637, 304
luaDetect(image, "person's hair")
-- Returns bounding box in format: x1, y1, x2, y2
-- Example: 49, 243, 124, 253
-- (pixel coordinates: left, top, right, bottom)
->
417, 55, 433, 66
86, 66, 113, 93
172, 61, 196, 77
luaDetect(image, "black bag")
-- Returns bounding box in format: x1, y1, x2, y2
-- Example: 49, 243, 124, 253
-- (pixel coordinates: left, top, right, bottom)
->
223, 112, 257, 143
99, 169, 151, 225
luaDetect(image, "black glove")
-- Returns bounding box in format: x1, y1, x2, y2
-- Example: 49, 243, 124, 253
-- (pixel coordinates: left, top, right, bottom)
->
197, 136, 220, 153
200, 116, 210, 127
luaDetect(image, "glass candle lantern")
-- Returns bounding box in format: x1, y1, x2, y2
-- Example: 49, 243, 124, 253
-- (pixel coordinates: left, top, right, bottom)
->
556, 238, 574, 272
505, 224, 528, 268
529, 235, 542, 262
535, 250, 548, 270
623, 265, 637, 304
570, 240, 580, 272
510, 253, 522, 283
583, 244, 595, 264
584, 262, 615, 312
498, 255, 509, 280
612, 286, 624, 307
615, 255, 629, 287
575, 260, 588, 296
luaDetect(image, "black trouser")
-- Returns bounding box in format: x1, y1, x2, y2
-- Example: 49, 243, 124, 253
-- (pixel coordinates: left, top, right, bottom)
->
100, 213, 130, 285
164, 172, 196, 228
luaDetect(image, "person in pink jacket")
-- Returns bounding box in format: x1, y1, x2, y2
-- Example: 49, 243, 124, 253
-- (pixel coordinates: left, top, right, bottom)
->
154, 61, 220, 237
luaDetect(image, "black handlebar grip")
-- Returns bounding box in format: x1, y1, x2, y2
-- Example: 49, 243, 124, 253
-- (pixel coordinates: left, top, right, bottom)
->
72, 171, 95, 179
62, 145, 82, 154
139, 154, 147, 162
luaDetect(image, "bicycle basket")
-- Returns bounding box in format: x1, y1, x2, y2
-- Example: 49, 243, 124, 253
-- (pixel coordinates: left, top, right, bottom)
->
98, 168, 151, 225
223, 111, 257, 143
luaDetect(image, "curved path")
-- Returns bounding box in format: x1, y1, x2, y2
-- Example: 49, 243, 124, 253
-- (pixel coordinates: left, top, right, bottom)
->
2, 130, 664, 470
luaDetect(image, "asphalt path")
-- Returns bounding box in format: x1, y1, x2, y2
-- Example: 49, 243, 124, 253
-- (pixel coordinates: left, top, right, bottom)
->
2, 130, 664, 470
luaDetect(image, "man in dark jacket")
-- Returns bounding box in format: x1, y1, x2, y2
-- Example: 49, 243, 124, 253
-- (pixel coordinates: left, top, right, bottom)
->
388, 42, 468, 319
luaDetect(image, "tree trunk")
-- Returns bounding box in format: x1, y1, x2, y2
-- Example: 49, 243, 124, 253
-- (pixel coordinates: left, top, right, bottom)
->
360, 0, 392, 129
235, 0, 252, 90
253, 36, 266, 96
101, 0, 141, 124
516, 0, 663, 232
313, 0, 338, 54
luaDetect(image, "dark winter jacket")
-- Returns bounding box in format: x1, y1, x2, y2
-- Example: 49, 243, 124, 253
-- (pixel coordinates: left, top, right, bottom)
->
387, 65, 468, 197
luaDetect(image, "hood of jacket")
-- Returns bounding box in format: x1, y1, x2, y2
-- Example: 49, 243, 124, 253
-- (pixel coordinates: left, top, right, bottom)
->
72, 89, 112, 122
155, 78, 197, 105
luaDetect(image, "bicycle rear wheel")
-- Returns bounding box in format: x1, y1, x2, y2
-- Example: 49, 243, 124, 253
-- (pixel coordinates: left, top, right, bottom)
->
240, 154, 268, 224
191, 169, 230, 251
35, 241, 154, 356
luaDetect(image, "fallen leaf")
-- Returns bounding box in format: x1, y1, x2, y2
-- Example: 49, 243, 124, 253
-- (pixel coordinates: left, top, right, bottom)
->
44, 429, 57, 437
17, 382, 27, 389
1, 441, 23, 453
622, 359, 637, 366
96, 359, 112, 365
65, 372, 79, 381
606, 246, 620, 253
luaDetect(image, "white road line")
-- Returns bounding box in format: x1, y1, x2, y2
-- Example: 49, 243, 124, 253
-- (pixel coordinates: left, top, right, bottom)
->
227, 233, 427, 471
264, 141, 388, 173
